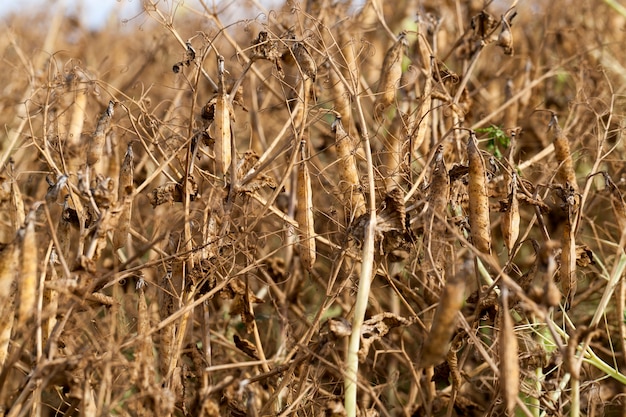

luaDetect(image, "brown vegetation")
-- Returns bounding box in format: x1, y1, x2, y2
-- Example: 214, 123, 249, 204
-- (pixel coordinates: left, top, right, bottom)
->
1, 0, 626, 416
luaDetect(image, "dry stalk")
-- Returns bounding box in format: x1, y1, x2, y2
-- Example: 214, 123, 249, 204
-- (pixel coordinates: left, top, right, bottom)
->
499, 285, 520, 416
344, 81, 378, 417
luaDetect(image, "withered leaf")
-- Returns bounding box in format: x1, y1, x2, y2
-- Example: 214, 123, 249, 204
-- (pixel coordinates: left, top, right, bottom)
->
233, 335, 259, 359
358, 312, 412, 362
221, 278, 264, 334
148, 176, 198, 208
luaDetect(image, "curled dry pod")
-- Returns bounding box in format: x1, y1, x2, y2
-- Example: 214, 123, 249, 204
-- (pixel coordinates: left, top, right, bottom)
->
419, 271, 466, 367
467, 131, 491, 254
113, 144, 134, 249
87, 100, 115, 167
332, 117, 366, 218
501, 171, 520, 255
17, 212, 37, 329
499, 286, 519, 416
549, 114, 578, 192
375, 32, 407, 117
215, 55, 234, 179
296, 140, 316, 270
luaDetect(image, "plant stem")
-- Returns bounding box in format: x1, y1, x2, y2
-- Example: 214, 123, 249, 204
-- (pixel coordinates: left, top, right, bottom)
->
344, 86, 378, 417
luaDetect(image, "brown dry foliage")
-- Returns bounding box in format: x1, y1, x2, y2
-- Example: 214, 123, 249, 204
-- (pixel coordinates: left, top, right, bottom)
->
0, 1, 625, 416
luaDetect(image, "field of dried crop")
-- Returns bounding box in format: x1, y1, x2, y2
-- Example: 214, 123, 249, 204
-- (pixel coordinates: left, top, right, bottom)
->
1, 0, 626, 416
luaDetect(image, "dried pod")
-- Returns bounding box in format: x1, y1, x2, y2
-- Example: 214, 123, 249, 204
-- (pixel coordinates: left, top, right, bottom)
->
214, 55, 234, 178
411, 53, 434, 156
419, 272, 466, 367
296, 141, 316, 270
113, 144, 134, 249
499, 286, 519, 415
17, 212, 37, 329
332, 117, 366, 218
87, 100, 115, 167
467, 131, 491, 254
529, 240, 561, 307
292, 42, 317, 81
549, 114, 578, 192
329, 63, 352, 128
424, 146, 450, 280
0, 242, 17, 305
9, 174, 25, 233
497, 15, 514, 55
501, 171, 520, 255
0, 241, 16, 367
375, 32, 407, 117
560, 184, 578, 309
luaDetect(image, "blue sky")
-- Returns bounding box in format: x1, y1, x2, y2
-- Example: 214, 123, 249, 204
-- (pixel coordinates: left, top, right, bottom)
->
0, 0, 298, 29
0, 0, 141, 29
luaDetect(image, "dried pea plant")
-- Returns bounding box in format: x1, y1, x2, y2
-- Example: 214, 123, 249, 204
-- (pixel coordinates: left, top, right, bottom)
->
0, 0, 626, 416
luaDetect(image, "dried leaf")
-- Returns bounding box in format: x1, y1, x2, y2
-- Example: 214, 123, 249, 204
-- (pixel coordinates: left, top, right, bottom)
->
358, 313, 412, 361
233, 335, 259, 359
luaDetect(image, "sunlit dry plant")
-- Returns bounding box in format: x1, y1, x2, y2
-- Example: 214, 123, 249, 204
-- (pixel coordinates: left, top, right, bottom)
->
1, 1, 625, 416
